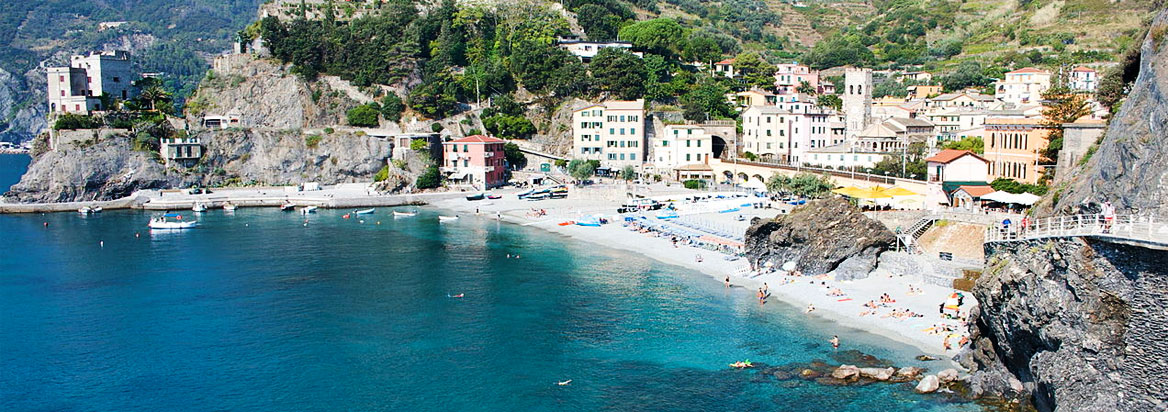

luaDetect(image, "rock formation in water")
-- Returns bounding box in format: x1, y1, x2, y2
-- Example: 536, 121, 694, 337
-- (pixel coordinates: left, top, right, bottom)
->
744, 197, 896, 280
3, 54, 424, 203
962, 10, 1168, 411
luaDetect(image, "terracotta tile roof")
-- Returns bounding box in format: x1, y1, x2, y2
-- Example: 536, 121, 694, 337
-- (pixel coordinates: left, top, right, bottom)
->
956, 185, 995, 197
448, 135, 505, 143
1072, 66, 1096, 73
925, 149, 987, 164
1006, 67, 1049, 75
715, 58, 736, 65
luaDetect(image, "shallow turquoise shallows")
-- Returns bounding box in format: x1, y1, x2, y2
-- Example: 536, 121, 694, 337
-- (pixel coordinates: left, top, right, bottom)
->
0, 154, 29, 194
0, 189, 981, 410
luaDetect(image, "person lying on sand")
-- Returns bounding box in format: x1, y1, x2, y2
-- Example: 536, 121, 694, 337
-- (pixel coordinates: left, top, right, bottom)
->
805, 304, 816, 313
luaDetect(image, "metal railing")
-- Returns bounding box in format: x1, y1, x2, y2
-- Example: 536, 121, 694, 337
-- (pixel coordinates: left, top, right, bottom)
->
985, 214, 1168, 248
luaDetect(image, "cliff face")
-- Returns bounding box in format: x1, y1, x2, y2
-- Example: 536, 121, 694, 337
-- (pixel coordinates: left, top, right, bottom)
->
744, 197, 896, 280
963, 239, 1168, 411
1051, 10, 1168, 220
4, 137, 177, 202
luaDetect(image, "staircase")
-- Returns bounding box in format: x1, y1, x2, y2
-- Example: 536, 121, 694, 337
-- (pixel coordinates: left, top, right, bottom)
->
898, 214, 939, 254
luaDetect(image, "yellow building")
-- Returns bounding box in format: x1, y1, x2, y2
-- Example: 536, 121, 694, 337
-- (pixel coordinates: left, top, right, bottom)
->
984, 118, 1050, 184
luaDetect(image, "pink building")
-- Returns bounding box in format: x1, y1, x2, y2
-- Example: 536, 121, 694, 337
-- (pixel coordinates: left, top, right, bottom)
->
773, 63, 820, 95
441, 135, 507, 190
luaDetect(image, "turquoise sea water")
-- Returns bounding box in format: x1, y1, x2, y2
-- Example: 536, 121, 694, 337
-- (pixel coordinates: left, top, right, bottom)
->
0, 205, 981, 411
0, 154, 30, 194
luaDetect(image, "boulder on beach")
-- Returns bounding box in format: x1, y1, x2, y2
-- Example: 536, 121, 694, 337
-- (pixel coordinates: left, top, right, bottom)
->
937, 368, 960, 383
831, 365, 860, 380
916, 375, 940, 393
895, 366, 925, 379
744, 197, 896, 280
859, 367, 896, 381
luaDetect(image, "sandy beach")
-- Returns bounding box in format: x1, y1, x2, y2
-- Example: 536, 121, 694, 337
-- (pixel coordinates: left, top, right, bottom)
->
433, 183, 976, 360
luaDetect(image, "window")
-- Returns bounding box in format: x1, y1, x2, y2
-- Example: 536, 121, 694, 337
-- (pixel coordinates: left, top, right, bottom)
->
581, 148, 588, 154
630, 128, 636, 135
619, 154, 625, 160
113, 77, 120, 83
463, 145, 468, 152
619, 128, 626, 135
686, 140, 691, 147
662, 141, 668, 147
630, 154, 636, 160
60, 90, 65, 97
58, 75, 64, 82
766, 130, 771, 137
609, 128, 615, 135
619, 115, 626, 122
697, 140, 702, 147
766, 116, 771, 123
686, 154, 691, 162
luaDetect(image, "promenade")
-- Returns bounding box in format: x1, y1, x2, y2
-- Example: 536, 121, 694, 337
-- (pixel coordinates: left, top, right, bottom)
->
985, 213, 1168, 250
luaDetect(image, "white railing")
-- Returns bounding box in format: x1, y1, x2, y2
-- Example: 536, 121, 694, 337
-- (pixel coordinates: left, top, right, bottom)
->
985, 214, 1168, 247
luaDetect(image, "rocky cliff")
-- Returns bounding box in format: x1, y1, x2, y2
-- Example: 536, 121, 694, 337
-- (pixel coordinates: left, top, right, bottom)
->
1049, 10, 1168, 220
744, 197, 896, 280
961, 239, 1168, 411
963, 10, 1168, 411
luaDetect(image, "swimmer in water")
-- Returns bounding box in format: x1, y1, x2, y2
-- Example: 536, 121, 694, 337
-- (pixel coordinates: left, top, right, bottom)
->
557, 380, 572, 386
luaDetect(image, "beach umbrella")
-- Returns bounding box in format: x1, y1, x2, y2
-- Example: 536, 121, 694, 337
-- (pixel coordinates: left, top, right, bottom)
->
883, 187, 920, 197
740, 179, 768, 191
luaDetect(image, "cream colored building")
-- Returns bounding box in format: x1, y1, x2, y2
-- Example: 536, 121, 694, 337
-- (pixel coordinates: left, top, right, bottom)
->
994, 68, 1052, 105
653, 125, 712, 171
571, 100, 646, 168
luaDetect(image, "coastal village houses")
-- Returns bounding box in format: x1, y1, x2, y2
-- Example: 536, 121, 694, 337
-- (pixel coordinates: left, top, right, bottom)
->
1069, 66, 1099, 92
994, 67, 1052, 105
556, 36, 641, 61
773, 63, 820, 94
652, 125, 713, 172
47, 50, 135, 113
984, 118, 1050, 184
571, 100, 647, 170
740, 105, 834, 164
441, 135, 507, 190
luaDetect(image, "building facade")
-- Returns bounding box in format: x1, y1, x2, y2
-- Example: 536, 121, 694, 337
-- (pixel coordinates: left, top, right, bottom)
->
843, 68, 873, 136
441, 135, 508, 190
47, 50, 135, 114
924, 149, 988, 183
557, 40, 641, 61
571, 100, 646, 169
984, 118, 1050, 184
652, 125, 712, 171
994, 67, 1051, 105
773, 63, 820, 94
741, 105, 833, 164
159, 135, 204, 167
1069, 66, 1098, 92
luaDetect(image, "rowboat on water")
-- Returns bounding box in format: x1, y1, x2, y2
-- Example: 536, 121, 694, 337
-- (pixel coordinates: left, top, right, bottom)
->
222, 202, 237, 211
354, 208, 375, 215
438, 215, 459, 222
148, 213, 198, 230
78, 206, 103, 214
466, 193, 486, 201
393, 210, 418, 217
300, 206, 318, 214
280, 203, 296, 212
192, 203, 208, 212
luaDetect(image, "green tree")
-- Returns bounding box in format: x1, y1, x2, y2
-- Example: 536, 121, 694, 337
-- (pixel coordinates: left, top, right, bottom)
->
590, 48, 648, 100
817, 94, 842, 111
416, 165, 442, 189
801, 35, 874, 70
567, 159, 596, 181
796, 80, 816, 95
620, 165, 636, 181
483, 114, 535, 139
138, 84, 172, 112
503, 142, 527, 169
732, 52, 775, 90
681, 79, 732, 121
346, 104, 381, 127
576, 4, 621, 41
788, 173, 835, 198
942, 61, 991, 92
765, 173, 792, 194
380, 93, 405, 123
683, 35, 722, 65
940, 136, 984, 154
1040, 84, 1091, 165
618, 18, 685, 58
683, 179, 707, 189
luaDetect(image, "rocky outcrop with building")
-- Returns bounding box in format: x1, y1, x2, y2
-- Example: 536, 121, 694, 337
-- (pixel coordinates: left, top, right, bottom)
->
1048, 10, 1168, 221
744, 197, 896, 280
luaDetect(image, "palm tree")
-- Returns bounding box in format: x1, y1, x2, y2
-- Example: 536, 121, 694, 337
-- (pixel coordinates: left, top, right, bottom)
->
139, 86, 171, 111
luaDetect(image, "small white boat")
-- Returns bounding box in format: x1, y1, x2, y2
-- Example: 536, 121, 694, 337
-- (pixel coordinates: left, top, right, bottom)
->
393, 210, 418, 218
92, 206, 103, 213
222, 202, 236, 211
438, 215, 459, 222
78, 206, 92, 214
354, 208, 375, 215
300, 206, 318, 214
192, 203, 208, 212
148, 213, 198, 230
280, 203, 296, 212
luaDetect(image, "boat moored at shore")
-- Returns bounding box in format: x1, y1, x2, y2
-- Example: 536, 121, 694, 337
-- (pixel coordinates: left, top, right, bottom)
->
148, 213, 198, 230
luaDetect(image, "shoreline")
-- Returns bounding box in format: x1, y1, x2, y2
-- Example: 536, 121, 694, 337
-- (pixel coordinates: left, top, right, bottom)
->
0, 185, 467, 214
432, 187, 974, 363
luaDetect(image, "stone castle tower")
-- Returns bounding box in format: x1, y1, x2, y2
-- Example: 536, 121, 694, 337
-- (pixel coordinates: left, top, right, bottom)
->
843, 68, 872, 136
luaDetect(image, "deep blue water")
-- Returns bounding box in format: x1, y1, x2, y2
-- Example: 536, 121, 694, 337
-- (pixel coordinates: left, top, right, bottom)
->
0, 154, 30, 194
0, 208, 980, 411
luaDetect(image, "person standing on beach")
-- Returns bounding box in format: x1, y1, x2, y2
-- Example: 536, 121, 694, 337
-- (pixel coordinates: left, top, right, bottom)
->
763, 283, 768, 294
725, 276, 731, 288
829, 335, 840, 350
